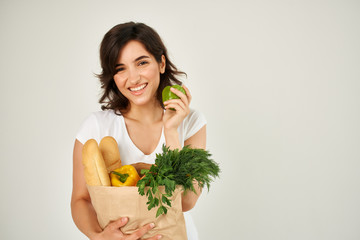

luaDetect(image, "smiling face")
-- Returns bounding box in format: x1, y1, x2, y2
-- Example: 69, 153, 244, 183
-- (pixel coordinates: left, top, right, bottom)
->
113, 40, 166, 109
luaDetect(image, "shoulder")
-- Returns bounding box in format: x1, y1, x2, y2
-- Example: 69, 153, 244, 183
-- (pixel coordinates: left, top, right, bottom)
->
91, 109, 120, 121
182, 108, 207, 140
82, 109, 123, 126
184, 108, 207, 125
87, 109, 123, 132
76, 110, 122, 144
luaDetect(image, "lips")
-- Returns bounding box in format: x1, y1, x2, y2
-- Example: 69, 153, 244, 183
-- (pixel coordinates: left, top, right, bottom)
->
129, 83, 147, 92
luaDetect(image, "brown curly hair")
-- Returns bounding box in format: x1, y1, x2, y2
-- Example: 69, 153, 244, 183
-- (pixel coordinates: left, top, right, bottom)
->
97, 22, 185, 114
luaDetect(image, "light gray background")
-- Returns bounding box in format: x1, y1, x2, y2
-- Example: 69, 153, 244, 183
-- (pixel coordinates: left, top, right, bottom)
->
1, 0, 359, 239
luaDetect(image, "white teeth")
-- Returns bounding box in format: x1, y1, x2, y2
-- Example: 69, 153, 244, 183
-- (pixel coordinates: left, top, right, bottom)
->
130, 83, 147, 91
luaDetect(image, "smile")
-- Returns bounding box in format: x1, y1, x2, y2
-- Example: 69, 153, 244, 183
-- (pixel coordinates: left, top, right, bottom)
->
129, 83, 147, 92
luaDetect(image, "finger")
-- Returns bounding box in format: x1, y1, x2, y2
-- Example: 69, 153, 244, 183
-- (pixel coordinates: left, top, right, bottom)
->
182, 84, 192, 103
128, 222, 155, 240
170, 87, 189, 106
164, 99, 186, 110
108, 217, 128, 231
143, 234, 162, 240
165, 102, 185, 112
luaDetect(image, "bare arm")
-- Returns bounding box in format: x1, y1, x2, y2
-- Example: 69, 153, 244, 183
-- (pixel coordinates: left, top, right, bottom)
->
181, 125, 207, 212
164, 124, 207, 212
71, 139, 103, 239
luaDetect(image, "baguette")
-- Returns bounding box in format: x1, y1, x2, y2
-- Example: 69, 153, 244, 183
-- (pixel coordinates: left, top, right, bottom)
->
82, 139, 111, 186
99, 136, 122, 172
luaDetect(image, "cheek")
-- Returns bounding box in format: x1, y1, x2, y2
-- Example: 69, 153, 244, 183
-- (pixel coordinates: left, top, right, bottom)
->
113, 76, 128, 96
114, 75, 126, 88
142, 66, 160, 82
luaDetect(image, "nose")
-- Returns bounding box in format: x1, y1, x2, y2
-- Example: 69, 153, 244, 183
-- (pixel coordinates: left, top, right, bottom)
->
128, 67, 141, 85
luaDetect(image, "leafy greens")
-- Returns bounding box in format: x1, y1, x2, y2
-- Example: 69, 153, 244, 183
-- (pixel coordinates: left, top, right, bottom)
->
136, 145, 220, 217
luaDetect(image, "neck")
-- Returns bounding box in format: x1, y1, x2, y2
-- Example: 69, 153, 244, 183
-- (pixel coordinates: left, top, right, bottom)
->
123, 100, 163, 124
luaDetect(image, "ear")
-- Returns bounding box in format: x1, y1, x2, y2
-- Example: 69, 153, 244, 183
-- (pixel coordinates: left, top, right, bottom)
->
159, 55, 166, 74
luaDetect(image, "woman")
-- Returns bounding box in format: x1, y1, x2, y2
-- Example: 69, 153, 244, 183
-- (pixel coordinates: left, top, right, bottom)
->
71, 22, 207, 240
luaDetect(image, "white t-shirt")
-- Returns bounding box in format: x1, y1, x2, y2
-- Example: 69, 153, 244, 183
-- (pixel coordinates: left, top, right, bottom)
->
76, 108, 207, 240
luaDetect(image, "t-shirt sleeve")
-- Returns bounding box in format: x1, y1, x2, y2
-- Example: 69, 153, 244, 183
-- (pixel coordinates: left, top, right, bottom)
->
184, 109, 207, 140
75, 113, 100, 144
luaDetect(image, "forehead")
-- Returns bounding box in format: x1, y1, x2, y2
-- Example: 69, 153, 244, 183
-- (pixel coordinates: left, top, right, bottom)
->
117, 40, 152, 63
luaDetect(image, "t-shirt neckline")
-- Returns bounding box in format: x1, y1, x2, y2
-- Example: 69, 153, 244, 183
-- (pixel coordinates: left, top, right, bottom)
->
119, 115, 164, 157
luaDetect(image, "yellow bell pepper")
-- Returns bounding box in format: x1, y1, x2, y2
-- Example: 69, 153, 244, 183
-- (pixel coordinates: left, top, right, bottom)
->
110, 165, 140, 187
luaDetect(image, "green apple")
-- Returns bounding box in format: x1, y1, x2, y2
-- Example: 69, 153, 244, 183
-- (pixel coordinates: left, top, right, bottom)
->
162, 85, 186, 110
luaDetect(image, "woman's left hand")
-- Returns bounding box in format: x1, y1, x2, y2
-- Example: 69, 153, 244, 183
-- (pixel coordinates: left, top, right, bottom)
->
162, 85, 192, 131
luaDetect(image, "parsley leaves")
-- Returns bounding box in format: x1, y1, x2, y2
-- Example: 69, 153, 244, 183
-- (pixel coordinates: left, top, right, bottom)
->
137, 145, 220, 217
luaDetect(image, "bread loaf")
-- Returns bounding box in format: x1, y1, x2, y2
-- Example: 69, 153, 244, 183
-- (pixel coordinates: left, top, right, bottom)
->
82, 139, 111, 186
99, 136, 122, 172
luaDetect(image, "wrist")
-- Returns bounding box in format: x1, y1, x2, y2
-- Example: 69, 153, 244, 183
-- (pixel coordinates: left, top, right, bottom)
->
164, 127, 178, 137
88, 229, 102, 240
164, 129, 181, 150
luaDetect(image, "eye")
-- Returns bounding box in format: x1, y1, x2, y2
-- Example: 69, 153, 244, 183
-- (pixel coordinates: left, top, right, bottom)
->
115, 67, 125, 73
138, 60, 149, 66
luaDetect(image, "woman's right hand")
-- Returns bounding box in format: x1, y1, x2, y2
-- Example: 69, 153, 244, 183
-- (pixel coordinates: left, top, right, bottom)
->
92, 217, 162, 240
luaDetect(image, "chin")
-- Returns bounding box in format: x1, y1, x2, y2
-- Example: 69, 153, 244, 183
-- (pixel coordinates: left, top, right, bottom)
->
130, 97, 152, 106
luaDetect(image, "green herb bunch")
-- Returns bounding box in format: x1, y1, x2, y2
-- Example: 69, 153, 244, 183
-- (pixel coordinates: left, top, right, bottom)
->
136, 145, 220, 217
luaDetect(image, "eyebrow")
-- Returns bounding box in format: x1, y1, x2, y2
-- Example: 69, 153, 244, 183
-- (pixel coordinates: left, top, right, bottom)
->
115, 55, 150, 67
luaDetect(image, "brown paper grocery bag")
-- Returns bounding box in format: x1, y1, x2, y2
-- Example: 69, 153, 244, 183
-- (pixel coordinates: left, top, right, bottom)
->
87, 185, 187, 240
